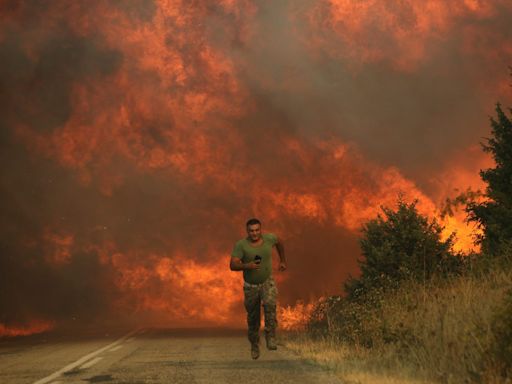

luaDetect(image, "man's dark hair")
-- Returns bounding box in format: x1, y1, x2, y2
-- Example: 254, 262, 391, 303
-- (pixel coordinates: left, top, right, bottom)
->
246, 218, 261, 227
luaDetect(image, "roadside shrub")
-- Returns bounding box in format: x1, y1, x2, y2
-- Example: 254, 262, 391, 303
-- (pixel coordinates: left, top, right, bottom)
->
346, 198, 464, 300
306, 266, 512, 383
490, 287, 512, 378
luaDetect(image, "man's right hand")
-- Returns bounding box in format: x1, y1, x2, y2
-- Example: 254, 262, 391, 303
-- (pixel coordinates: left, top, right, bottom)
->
245, 262, 260, 270
230, 257, 260, 271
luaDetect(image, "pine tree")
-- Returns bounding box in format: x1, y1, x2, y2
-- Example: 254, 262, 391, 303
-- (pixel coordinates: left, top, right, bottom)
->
468, 104, 512, 256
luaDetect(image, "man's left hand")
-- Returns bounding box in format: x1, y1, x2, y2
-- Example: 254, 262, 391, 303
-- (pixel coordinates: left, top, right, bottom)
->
279, 262, 287, 271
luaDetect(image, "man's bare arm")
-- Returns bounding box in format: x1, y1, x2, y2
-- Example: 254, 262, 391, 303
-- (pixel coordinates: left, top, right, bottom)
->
275, 238, 287, 271
230, 257, 259, 271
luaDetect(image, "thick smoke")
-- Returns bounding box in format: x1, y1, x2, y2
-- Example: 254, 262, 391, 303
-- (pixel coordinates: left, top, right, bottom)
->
0, 0, 511, 331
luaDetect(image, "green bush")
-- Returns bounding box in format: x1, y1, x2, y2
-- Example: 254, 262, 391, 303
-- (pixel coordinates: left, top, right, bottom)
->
345, 198, 463, 300
308, 279, 411, 348
491, 287, 512, 377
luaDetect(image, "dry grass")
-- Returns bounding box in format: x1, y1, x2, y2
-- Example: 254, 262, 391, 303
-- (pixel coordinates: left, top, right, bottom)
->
282, 332, 435, 383
281, 267, 512, 383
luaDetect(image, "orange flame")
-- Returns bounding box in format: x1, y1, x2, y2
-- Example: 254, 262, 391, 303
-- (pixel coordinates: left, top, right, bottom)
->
2, 0, 507, 330
98, 247, 245, 327
306, 0, 512, 70
279, 301, 317, 331
0, 320, 55, 338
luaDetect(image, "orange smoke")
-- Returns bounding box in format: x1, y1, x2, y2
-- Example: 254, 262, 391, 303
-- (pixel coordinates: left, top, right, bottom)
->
306, 0, 512, 70
1, 0, 508, 332
257, 139, 482, 253
27, 136, 482, 325
8, 1, 498, 249
42, 229, 74, 265
12, 1, 251, 197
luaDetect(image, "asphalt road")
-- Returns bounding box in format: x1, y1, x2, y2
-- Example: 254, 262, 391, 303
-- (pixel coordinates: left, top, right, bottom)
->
0, 327, 342, 384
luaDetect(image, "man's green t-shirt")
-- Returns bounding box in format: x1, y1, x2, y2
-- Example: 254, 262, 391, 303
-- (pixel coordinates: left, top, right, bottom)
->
231, 233, 278, 284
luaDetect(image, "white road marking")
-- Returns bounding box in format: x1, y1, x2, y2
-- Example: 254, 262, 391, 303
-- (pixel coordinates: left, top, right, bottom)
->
32, 328, 141, 384
108, 345, 123, 352
80, 356, 102, 369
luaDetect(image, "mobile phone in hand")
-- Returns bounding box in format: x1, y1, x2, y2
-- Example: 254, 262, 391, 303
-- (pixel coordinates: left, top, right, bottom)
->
254, 255, 262, 264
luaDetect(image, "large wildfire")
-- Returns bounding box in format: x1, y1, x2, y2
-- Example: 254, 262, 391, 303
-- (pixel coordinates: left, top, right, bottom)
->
0, 0, 510, 336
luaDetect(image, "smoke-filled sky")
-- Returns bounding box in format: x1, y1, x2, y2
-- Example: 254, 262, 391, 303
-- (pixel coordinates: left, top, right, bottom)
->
1, 0, 511, 332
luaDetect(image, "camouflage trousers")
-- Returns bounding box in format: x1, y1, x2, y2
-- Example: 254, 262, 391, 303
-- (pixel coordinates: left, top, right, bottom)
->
243, 276, 278, 344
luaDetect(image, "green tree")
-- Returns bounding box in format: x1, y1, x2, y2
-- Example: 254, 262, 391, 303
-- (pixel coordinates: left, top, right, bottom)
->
468, 104, 512, 256
345, 199, 460, 299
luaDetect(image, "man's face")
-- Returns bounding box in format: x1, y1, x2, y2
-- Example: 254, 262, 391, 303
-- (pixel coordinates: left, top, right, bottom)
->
247, 223, 262, 242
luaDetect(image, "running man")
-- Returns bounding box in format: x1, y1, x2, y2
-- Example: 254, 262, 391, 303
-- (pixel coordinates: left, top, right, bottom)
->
230, 218, 287, 359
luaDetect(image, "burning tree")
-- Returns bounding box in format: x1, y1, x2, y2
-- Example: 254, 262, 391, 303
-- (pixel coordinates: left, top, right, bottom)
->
468, 104, 512, 257
345, 199, 462, 299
